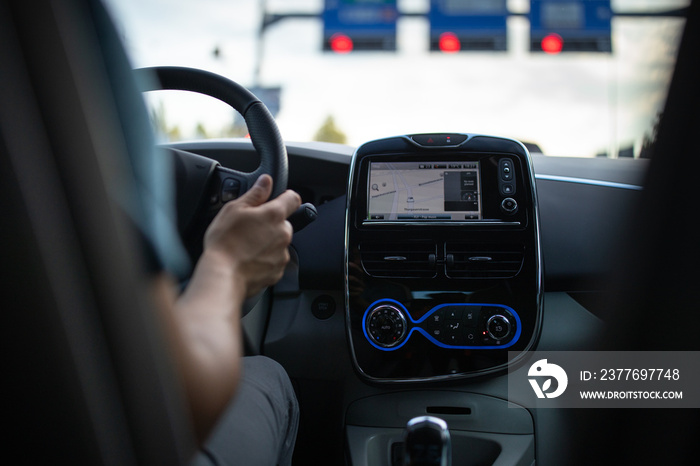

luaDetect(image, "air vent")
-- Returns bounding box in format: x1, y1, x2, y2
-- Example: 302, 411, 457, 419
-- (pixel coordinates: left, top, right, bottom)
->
360, 241, 437, 278
445, 243, 524, 279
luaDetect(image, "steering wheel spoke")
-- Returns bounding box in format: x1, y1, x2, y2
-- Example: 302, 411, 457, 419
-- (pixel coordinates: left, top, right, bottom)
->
135, 66, 289, 263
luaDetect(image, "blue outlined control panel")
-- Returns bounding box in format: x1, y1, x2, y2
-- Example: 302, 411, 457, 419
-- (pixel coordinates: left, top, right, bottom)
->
362, 299, 521, 352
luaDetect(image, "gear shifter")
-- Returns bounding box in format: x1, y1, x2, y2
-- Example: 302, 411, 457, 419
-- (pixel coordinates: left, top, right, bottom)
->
403, 416, 451, 466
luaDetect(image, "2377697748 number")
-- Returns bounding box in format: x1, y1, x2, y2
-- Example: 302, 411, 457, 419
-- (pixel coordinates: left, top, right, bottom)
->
595, 368, 680, 381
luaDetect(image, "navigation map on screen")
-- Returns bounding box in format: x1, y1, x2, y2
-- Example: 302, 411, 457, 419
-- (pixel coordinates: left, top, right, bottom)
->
367, 161, 482, 221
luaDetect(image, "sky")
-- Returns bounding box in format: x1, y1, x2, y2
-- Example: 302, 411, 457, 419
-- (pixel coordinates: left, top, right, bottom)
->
104, 0, 688, 157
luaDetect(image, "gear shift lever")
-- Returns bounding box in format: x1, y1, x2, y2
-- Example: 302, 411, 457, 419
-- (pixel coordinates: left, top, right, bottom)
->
403, 416, 451, 466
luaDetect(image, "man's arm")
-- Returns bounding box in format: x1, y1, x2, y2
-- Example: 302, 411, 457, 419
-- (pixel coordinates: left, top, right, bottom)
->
152, 174, 301, 443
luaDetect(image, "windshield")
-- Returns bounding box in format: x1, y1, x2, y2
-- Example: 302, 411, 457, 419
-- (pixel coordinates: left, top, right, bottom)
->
105, 0, 688, 158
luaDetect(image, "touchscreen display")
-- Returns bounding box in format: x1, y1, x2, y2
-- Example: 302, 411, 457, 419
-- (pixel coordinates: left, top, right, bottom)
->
367, 161, 482, 221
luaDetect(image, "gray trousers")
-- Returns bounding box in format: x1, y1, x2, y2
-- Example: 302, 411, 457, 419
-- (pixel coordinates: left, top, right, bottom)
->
192, 356, 299, 466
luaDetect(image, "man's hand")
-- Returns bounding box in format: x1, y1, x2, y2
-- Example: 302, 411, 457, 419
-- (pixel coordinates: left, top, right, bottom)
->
203, 174, 301, 298
159, 174, 300, 442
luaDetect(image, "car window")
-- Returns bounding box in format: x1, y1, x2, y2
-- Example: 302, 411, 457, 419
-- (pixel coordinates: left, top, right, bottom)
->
105, 0, 688, 158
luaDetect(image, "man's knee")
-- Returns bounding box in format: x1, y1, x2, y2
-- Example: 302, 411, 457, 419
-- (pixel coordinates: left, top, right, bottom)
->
243, 356, 298, 415
193, 356, 299, 465
242, 356, 299, 464
244, 356, 294, 390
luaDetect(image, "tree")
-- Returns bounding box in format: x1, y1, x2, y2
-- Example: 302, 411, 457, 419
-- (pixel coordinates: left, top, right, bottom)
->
313, 115, 347, 144
195, 122, 209, 139
220, 114, 250, 138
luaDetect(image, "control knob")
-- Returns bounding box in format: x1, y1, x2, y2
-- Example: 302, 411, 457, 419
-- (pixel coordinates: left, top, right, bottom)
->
486, 314, 512, 341
366, 305, 408, 348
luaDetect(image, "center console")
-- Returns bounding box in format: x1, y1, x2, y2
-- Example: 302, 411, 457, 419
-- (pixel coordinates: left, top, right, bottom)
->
345, 133, 543, 382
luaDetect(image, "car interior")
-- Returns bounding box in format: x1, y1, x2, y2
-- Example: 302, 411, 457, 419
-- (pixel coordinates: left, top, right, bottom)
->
2, 0, 699, 465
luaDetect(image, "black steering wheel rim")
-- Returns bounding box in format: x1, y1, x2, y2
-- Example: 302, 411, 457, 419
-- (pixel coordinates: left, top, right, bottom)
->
135, 66, 288, 199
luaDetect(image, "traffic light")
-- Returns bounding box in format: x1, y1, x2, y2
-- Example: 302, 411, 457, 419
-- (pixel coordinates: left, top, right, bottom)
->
540, 33, 564, 54
327, 33, 354, 54
437, 32, 461, 53
323, 32, 395, 52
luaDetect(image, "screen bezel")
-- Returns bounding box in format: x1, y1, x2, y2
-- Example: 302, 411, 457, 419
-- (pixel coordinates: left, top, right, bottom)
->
355, 152, 521, 227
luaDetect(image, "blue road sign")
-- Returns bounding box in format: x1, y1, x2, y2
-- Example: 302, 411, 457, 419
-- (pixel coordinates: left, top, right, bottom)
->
530, 0, 612, 52
429, 0, 508, 52
323, 0, 398, 51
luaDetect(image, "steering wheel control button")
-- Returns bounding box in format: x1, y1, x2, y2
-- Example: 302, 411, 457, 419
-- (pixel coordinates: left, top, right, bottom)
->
501, 197, 518, 215
221, 178, 241, 202
366, 305, 408, 348
486, 314, 512, 341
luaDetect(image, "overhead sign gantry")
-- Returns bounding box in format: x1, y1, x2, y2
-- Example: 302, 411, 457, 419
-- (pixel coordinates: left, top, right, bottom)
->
322, 0, 399, 53
529, 0, 612, 53
429, 0, 509, 52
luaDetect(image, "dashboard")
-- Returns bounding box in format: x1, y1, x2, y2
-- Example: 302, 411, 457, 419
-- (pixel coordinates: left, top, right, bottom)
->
169, 136, 649, 465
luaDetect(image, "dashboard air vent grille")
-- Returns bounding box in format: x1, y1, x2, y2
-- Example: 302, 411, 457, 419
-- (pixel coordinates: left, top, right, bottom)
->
445, 243, 524, 279
360, 241, 437, 278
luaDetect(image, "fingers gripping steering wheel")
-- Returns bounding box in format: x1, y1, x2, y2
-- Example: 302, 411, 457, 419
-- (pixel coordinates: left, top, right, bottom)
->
135, 66, 289, 260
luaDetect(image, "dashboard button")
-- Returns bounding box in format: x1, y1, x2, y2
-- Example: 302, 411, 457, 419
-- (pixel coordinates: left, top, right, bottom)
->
311, 295, 336, 320
427, 312, 443, 328
445, 320, 463, 332
444, 306, 463, 320
501, 197, 518, 214
445, 328, 466, 346
429, 327, 444, 341
486, 314, 511, 341
463, 309, 478, 327
499, 159, 514, 181
465, 330, 477, 343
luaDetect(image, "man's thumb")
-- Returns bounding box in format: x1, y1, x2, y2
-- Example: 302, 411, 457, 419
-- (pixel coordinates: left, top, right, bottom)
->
237, 174, 273, 206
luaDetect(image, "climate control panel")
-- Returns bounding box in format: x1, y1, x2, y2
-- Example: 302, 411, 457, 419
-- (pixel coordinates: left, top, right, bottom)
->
363, 299, 521, 351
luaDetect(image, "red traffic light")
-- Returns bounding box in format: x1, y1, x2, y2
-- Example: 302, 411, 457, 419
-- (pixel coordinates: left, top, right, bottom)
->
541, 33, 563, 54
438, 32, 461, 53
329, 33, 353, 54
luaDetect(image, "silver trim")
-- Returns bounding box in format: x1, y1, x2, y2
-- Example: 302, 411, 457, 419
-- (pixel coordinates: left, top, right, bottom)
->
535, 174, 643, 191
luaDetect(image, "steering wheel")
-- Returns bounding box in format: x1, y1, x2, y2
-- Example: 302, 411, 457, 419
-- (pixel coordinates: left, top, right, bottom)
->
135, 66, 289, 260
